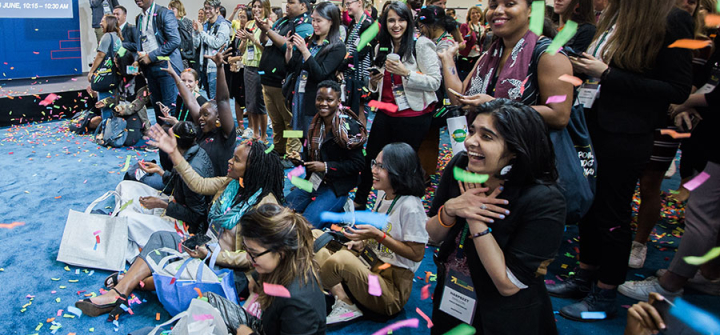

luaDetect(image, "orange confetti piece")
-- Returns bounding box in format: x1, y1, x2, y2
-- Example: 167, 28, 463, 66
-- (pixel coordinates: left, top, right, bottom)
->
329, 224, 343, 232
378, 263, 391, 271
54, 196, 62, 199
194, 287, 203, 298
558, 74, 583, 86
425, 271, 431, 284
0, 221, 25, 229
668, 39, 712, 49
706, 14, 720, 27
156, 312, 161, 320
47, 318, 55, 323
660, 129, 692, 139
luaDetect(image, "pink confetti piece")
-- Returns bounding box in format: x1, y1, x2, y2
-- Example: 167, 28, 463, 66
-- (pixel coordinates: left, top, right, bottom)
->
416, 307, 434, 328
421, 284, 430, 300
287, 165, 305, 180
139, 281, 145, 288
609, 226, 620, 232
339, 312, 355, 318
93, 230, 101, 235
263, 283, 291, 298
38, 93, 59, 106
684, 172, 711, 191
192, 314, 214, 321
544, 279, 556, 285
368, 274, 382, 297
57, 309, 63, 316
546, 95, 567, 104
371, 318, 419, 335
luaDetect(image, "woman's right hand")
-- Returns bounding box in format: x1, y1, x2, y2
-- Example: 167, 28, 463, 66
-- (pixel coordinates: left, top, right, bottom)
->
345, 240, 365, 252
287, 151, 301, 161
444, 183, 509, 224
369, 71, 383, 87
138, 160, 164, 175
145, 123, 178, 155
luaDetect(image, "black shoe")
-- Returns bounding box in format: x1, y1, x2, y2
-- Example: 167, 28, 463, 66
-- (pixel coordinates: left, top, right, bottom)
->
546, 268, 595, 299
559, 284, 618, 322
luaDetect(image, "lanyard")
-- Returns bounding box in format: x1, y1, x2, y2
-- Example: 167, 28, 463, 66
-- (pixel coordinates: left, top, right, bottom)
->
456, 223, 470, 259
592, 28, 612, 58
374, 194, 401, 250
435, 31, 449, 45
142, 2, 155, 34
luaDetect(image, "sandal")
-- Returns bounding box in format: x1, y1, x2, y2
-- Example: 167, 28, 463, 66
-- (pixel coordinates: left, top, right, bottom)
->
75, 288, 126, 318
104, 272, 123, 289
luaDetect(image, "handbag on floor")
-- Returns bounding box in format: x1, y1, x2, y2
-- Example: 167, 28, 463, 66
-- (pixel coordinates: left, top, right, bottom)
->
145, 298, 229, 335
147, 245, 239, 316
56, 191, 129, 271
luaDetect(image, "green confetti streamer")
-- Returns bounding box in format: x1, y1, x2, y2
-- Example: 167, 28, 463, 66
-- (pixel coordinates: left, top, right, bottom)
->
443, 324, 476, 335
684, 246, 720, 265
264, 143, 275, 154
290, 177, 313, 192
120, 155, 131, 172
546, 20, 578, 55
118, 199, 134, 212
157, 56, 170, 61
117, 47, 127, 57
453, 167, 489, 184
357, 22, 380, 52
283, 130, 303, 138
529, 1, 545, 36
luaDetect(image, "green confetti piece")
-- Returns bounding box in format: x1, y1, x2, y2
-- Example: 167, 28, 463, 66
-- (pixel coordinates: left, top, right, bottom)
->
157, 56, 170, 61
49, 325, 61, 330
290, 177, 313, 192
283, 130, 303, 138
379, 47, 389, 52
357, 22, 380, 52
684, 246, 720, 265
529, 1, 545, 36
63, 314, 75, 318
546, 20, 578, 55
200, 297, 208, 302
117, 47, 127, 57
36, 323, 43, 331
55, 297, 61, 303
20, 308, 26, 312
453, 167, 489, 184
118, 199, 134, 212
120, 155, 132, 172
443, 323, 476, 335
89, 328, 95, 332
362, 149, 366, 156
264, 143, 275, 154
155, 250, 161, 255
272, 68, 276, 73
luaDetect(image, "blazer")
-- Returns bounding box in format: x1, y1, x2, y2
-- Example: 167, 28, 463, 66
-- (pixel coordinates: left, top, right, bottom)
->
288, 42, 348, 116
370, 36, 442, 112
593, 8, 693, 134
90, 0, 119, 28
133, 4, 183, 73
120, 23, 137, 52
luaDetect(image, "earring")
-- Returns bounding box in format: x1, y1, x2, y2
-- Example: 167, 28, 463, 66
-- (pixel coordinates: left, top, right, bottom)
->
215, 119, 221, 127
500, 164, 513, 177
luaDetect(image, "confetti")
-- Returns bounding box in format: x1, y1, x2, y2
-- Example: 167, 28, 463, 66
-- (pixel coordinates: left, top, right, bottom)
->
443, 324, 477, 335
684, 246, 720, 265
668, 39, 712, 49
670, 297, 720, 334
660, 129, 691, 139
706, 14, 720, 26
378, 263, 391, 271
320, 211, 389, 230
529, 1, 545, 36
547, 21, 579, 55
546, 95, 567, 104
371, 318, 419, 335
290, 177, 313, 192
368, 274, 382, 296
0, 221, 25, 229
368, 100, 399, 113
421, 284, 431, 300
581, 311, 606, 319
263, 283, 291, 298
453, 167, 489, 184
683, 172, 711, 191
283, 130, 303, 138
416, 307, 434, 328
358, 22, 380, 52
264, 143, 275, 153
120, 155, 132, 172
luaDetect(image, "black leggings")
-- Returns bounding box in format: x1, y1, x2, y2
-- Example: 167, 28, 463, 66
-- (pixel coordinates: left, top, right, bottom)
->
354, 111, 432, 205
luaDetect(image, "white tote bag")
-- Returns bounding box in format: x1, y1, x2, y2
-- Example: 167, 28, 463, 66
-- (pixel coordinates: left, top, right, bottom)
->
56, 191, 129, 271
147, 298, 229, 335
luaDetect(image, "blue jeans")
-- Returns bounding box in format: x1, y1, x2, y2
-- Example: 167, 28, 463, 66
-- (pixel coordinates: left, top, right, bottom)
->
286, 184, 348, 230
206, 71, 217, 100
143, 63, 179, 126
98, 91, 114, 120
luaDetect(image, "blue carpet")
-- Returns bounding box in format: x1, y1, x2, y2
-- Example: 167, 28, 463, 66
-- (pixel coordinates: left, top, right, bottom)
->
1, 109, 718, 334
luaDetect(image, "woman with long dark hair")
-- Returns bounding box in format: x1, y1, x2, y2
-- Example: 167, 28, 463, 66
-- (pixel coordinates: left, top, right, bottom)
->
427, 99, 565, 334
352, 1, 442, 210
553, 0, 597, 53
285, 1, 347, 136
318, 142, 428, 324
546, 0, 693, 321
89, 14, 124, 120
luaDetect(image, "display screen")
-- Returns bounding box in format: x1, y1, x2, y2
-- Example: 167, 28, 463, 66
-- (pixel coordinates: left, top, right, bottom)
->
0, 0, 73, 18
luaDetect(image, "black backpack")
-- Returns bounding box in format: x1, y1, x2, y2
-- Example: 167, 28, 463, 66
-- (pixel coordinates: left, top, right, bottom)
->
178, 17, 195, 60
68, 109, 95, 134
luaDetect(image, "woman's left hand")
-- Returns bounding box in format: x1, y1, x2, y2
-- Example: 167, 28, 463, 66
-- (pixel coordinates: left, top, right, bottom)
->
458, 93, 494, 107
343, 224, 383, 241
236, 325, 255, 335
572, 53, 608, 78
138, 196, 168, 209
183, 244, 209, 259
304, 161, 325, 173
291, 34, 308, 53
205, 46, 231, 66
385, 59, 409, 77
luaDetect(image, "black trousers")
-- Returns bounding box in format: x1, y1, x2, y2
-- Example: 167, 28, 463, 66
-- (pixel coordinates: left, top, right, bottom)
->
579, 119, 654, 286
354, 111, 432, 205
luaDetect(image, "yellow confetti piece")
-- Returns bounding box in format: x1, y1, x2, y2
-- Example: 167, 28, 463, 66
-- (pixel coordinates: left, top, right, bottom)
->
35, 323, 43, 331
59, 286, 67, 289
63, 314, 75, 318
283, 130, 303, 138
51, 278, 60, 281
55, 298, 61, 303
20, 308, 26, 312
64, 266, 70, 271
89, 327, 95, 332
561, 264, 568, 269
68, 279, 79, 283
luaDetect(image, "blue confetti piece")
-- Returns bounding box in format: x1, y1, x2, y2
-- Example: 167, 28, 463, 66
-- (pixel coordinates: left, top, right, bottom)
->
320, 211, 389, 230
258, 71, 265, 75
580, 311, 606, 320
671, 298, 720, 334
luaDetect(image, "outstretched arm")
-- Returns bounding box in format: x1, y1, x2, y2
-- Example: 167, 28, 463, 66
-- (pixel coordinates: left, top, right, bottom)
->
205, 47, 234, 137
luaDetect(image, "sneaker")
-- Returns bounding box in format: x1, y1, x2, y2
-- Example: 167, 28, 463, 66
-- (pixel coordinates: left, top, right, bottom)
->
559, 284, 618, 322
144, 144, 159, 152
656, 269, 720, 295
546, 268, 596, 299
326, 298, 363, 325
618, 276, 683, 301
628, 241, 648, 269
242, 128, 254, 139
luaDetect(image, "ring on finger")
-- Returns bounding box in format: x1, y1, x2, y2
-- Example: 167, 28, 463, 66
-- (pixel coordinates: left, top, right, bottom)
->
480, 204, 486, 210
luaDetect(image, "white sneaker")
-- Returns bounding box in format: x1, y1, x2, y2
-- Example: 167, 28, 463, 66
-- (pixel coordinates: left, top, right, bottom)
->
618, 276, 683, 301
326, 297, 363, 325
242, 127, 254, 139
656, 269, 720, 296
628, 241, 648, 269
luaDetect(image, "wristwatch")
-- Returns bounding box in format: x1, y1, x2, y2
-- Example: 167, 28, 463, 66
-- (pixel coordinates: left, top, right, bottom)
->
403, 70, 411, 80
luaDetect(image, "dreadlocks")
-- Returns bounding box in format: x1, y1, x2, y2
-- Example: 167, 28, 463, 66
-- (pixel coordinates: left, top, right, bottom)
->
233, 140, 286, 206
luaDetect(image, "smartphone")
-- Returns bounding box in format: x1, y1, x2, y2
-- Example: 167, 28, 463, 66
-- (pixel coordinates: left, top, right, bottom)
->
182, 234, 212, 251
564, 46, 584, 59
126, 65, 139, 75
288, 157, 304, 166
447, 87, 467, 98
368, 67, 381, 76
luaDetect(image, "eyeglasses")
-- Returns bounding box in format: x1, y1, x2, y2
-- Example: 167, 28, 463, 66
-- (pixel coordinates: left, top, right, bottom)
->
243, 242, 273, 263
344, 0, 359, 5
370, 159, 386, 170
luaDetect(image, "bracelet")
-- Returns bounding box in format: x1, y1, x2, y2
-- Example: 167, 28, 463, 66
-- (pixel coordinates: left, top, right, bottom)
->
324, 162, 328, 174
600, 67, 611, 81
378, 232, 387, 244
471, 227, 492, 239
438, 205, 456, 228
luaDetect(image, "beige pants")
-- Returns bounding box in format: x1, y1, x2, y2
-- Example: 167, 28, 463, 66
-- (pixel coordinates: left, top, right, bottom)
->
315, 247, 414, 316
262, 85, 301, 155
94, 27, 103, 43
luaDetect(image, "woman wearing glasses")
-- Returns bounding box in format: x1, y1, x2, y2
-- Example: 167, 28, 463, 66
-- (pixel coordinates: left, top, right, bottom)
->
75, 124, 285, 321
316, 142, 429, 324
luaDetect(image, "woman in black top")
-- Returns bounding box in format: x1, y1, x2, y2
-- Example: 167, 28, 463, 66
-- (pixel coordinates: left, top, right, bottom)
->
339, 0, 374, 124
426, 99, 565, 335
546, 0, 693, 321
553, 0, 597, 53
161, 50, 237, 177
157, 68, 208, 122
285, 1, 347, 137
286, 81, 366, 229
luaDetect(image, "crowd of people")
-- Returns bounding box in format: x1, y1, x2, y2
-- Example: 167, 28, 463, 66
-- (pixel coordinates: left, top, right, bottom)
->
73, 0, 720, 333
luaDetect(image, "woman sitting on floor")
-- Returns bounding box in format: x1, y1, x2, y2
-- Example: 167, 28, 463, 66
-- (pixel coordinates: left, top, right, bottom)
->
426, 99, 566, 335
285, 80, 366, 229
316, 142, 429, 324
155, 68, 208, 123
115, 121, 214, 262
76, 124, 284, 321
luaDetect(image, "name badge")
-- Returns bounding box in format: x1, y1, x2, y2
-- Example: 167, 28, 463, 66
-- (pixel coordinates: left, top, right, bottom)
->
247, 45, 255, 61
298, 72, 309, 93
309, 172, 323, 191
577, 78, 601, 109
439, 268, 477, 324
265, 39, 273, 47
392, 83, 411, 111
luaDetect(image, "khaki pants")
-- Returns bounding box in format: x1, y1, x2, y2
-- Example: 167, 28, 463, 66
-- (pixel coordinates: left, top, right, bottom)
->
315, 247, 414, 316
94, 27, 103, 43
262, 85, 300, 155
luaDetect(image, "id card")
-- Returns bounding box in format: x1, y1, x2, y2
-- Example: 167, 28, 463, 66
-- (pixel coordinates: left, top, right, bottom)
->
126, 65, 139, 75
439, 268, 477, 324
247, 45, 255, 61
578, 78, 601, 109
359, 246, 383, 272
309, 172, 323, 191
298, 71, 308, 93
392, 84, 411, 111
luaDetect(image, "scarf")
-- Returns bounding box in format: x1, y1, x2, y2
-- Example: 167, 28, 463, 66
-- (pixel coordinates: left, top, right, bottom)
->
208, 179, 263, 230
465, 30, 539, 101
307, 107, 368, 162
